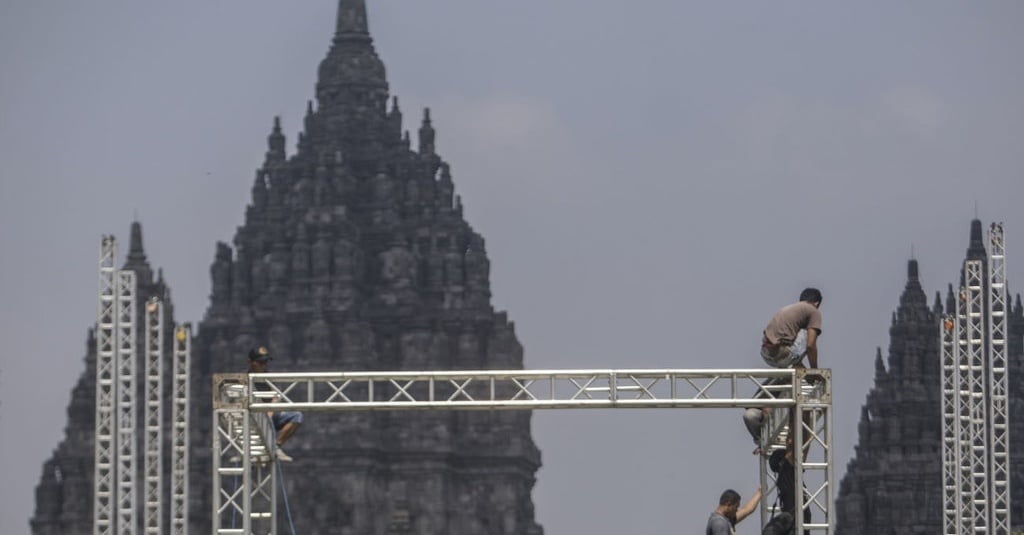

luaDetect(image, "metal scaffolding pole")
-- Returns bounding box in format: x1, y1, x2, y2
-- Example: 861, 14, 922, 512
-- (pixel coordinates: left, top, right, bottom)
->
964, 260, 990, 534
170, 323, 191, 535
756, 370, 832, 534
212, 384, 277, 535
93, 236, 118, 535
143, 298, 164, 535
987, 224, 1011, 534
211, 368, 835, 535
115, 270, 138, 535
941, 310, 962, 535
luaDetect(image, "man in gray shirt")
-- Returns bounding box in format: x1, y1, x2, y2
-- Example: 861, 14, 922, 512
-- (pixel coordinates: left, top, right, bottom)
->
761, 288, 823, 370
706, 488, 762, 535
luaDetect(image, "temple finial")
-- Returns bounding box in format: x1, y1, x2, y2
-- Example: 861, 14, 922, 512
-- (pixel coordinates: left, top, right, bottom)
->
419, 108, 435, 155
267, 116, 285, 161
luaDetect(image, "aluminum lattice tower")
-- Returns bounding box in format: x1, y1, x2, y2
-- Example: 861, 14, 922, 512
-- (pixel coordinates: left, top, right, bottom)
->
114, 269, 138, 535
941, 222, 1012, 535
143, 298, 164, 535
170, 324, 191, 535
93, 236, 118, 535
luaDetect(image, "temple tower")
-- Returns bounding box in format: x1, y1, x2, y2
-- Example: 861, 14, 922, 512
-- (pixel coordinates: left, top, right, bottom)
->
186, 1, 542, 533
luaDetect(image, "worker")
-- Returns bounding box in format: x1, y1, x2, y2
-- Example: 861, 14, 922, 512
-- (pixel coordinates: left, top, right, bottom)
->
761, 288, 822, 370
706, 487, 762, 535
247, 346, 302, 462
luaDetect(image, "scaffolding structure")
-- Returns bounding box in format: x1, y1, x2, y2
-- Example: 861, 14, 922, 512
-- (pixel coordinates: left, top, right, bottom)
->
93, 236, 118, 535
212, 368, 834, 535
941, 223, 1012, 535
91, 236, 192, 535
171, 324, 192, 535
143, 298, 164, 535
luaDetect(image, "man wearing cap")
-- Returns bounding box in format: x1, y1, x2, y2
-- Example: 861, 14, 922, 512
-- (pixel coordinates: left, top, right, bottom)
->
248, 346, 302, 462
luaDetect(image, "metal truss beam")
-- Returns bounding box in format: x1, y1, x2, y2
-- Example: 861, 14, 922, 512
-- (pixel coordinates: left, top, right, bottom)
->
234, 368, 802, 411
211, 368, 834, 535
171, 324, 191, 535
143, 298, 164, 535
756, 372, 833, 534
941, 311, 962, 534
93, 236, 118, 535
115, 270, 138, 535
965, 260, 990, 534
987, 223, 1011, 534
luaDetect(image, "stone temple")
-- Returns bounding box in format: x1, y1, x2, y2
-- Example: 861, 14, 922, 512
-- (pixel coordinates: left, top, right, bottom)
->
31, 1, 543, 534
835, 220, 1024, 534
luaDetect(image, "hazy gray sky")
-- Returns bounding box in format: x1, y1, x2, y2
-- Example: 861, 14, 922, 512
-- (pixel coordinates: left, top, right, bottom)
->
2, 2, 1024, 534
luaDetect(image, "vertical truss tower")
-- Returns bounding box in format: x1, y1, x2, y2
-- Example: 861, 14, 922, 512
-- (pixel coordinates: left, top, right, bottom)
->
143, 298, 164, 535
93, 236, 118, 535
171, 324, 192, 535
941, 222, 1012, 534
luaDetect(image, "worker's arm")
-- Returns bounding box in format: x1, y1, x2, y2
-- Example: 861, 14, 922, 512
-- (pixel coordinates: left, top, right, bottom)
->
736, 488, 763, 523
805, 328, 819, 369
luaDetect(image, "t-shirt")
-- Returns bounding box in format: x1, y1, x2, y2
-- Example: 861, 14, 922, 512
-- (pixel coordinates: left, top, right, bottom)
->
706, 512, 735, 535
763, 301, 823, 346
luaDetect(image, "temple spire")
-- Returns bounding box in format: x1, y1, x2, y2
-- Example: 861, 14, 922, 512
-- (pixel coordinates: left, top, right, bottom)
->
874, 348, 886, 380
335, 0, 370, 43
123, 220, 154, 283
966, 218, 986, 260
266, 116, 285, 162
129, 221, 145, 259
906, 258, 920, 287
419, 108, 435, 155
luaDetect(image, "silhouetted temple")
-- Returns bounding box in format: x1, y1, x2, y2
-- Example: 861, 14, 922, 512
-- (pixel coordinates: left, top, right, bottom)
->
835, 220, 1024, 534
32, 1, 543, 534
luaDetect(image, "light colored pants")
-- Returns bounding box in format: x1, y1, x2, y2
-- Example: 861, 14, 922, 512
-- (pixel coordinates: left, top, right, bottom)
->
761, 329, 808, 368
743, 408, 766, 444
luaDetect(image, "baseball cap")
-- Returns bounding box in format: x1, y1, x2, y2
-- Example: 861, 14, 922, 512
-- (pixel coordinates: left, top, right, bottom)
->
248, 346, 271, 362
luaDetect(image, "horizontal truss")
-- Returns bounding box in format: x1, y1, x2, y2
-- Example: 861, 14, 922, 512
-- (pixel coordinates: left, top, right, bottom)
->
220, 369, 806, 411
212, 368, 833, 534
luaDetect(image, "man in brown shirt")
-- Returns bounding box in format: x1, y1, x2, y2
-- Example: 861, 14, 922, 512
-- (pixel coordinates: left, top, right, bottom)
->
761, 288, 823, 369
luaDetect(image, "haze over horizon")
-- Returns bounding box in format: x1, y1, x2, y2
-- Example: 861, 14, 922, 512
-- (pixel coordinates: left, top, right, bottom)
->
3, 2, 1024, 534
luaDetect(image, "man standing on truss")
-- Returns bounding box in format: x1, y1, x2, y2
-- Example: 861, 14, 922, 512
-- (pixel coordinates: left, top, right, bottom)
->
248, 346, 303, 462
